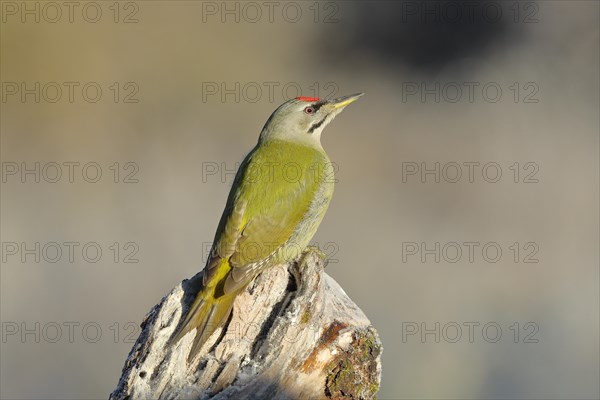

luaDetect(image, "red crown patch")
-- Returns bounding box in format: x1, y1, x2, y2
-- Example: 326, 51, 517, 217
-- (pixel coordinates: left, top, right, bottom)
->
295, 96, 320, 102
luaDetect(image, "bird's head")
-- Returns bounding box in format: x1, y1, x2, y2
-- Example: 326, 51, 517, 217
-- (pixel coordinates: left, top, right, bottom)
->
258, 93, 364, 147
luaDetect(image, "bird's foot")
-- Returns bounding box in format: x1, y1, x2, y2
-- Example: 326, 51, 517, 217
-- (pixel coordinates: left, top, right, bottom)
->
303, 245, 330, 268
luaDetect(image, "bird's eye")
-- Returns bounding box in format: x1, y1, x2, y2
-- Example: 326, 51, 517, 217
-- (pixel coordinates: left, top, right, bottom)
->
304, 106, 315, 115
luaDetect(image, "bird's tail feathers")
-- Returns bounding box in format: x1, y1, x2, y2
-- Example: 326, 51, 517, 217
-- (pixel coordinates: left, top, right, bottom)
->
172, 291, 235, 359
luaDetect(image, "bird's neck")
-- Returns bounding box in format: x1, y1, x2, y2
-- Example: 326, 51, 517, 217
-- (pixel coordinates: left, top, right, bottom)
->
259, 137, 327, 157
259, 134, 325, 152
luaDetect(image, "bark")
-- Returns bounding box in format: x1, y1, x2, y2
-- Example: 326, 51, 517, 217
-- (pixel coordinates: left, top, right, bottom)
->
109, 249, 382, 400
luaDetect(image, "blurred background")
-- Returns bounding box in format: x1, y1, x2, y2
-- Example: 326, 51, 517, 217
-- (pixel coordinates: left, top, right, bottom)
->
1, 1, 598, 399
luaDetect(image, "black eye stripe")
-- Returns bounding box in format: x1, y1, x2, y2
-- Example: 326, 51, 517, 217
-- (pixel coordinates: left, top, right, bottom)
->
311, 101, 325, 112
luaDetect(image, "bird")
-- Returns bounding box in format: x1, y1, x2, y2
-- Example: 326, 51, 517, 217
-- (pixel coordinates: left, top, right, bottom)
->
173, 93, 364, 358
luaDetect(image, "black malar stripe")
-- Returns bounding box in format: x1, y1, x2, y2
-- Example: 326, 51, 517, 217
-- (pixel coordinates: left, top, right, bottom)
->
308, 116, 328, 134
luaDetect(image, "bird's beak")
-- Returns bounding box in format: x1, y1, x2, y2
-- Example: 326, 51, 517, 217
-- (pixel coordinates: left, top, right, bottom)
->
328, 93, 365, 109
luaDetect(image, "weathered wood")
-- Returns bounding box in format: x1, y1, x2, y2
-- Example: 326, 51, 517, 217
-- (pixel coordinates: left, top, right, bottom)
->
110, 249, 382, 400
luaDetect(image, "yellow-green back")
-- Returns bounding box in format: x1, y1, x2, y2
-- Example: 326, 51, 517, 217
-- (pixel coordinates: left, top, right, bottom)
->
207, 139, 333, 295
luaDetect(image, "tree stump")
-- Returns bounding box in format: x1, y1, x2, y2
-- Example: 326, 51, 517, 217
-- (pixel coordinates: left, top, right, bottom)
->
109, 249, 382, 400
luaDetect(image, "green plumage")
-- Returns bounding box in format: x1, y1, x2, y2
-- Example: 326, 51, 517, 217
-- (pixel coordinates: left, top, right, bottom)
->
173, 94, 361, 358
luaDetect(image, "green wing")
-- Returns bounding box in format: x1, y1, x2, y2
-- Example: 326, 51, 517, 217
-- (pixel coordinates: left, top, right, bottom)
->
204, 139, 327, 295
